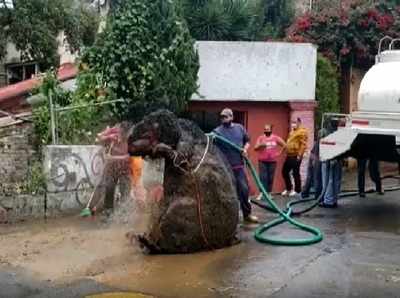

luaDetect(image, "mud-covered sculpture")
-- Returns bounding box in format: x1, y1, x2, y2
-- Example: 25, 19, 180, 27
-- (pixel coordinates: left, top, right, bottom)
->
128, 110, 239, 253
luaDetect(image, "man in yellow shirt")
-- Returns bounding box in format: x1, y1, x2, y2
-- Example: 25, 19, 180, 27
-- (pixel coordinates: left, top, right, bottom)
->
281, 118, 308, 197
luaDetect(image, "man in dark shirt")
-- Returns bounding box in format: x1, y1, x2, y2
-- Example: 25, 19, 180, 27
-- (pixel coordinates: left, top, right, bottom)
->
213, 108, 258, 223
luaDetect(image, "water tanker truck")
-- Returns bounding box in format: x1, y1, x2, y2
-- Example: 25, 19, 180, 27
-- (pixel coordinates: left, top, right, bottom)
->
320, 36, 400, 163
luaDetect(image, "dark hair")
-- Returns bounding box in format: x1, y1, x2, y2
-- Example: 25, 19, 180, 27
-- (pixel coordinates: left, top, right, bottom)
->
297, 118, 302, 123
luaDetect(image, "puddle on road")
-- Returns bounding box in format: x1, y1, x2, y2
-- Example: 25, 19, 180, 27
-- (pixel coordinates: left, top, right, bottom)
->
86, 293, 153, 298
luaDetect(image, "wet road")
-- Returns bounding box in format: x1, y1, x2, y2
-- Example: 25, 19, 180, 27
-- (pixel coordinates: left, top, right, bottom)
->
1, 191, 400, 298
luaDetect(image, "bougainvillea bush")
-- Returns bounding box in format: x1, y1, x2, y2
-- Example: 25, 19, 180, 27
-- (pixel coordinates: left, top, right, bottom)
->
287, 1, 400, 68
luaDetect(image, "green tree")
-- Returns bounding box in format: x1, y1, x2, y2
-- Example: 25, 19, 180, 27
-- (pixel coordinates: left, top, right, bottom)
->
181, 0, 264, 41
261, 0, 294, 38
82, 0, 199, 121
33, 70, 111, 146
315, 54, 340, 128
0, 0, 99, 69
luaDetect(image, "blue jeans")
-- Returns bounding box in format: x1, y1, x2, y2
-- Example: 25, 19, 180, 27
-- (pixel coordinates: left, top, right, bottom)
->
232, 167, 252, 217
302, 160, 314, 198
259, 161, 277, 193
302, 160, 322, 200
321, 160, 342, 205
313, 160, 323, 199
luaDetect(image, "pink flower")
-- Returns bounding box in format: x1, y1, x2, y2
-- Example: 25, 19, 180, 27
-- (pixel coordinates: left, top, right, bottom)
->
288, 35, 306, 43
295, 15, 312, 31
367, 9, 379, 20
376, 14, 394, 30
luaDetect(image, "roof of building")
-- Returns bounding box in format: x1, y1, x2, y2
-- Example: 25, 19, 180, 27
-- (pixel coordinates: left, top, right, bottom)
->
0, 112, 32, 128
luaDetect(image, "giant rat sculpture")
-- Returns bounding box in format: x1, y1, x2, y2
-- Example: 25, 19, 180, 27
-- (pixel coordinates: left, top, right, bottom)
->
128, 110, 239, 253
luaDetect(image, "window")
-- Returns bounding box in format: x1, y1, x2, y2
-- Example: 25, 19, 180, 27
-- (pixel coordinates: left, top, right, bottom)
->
6, 62, 39, 85
187, 110, 247, 133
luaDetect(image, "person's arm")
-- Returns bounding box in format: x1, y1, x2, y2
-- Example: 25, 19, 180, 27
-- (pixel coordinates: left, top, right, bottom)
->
212, 127, 223, 148
96, 132, 119, 144
242, 125, 251, 157
298, 132, 308, 160
276, 136, 287, 155
243, 141, 250, 157
96, 126, 119, 143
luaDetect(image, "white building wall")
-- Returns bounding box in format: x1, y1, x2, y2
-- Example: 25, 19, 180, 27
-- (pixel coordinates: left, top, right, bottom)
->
193, 41, 317, 102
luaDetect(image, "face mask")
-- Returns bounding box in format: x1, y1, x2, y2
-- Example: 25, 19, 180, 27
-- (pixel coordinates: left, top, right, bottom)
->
264, 131, 272, 137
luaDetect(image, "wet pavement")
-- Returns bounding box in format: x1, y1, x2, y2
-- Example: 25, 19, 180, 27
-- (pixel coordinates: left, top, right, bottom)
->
1, 190, 400, 298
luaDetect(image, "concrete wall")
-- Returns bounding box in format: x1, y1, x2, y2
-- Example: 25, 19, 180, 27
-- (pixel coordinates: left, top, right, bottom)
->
44, 145, 105, 215
5, 43, 21, 64
0, 140, 166, 222
0, 145, 106, 222
0, 62, 6, 88
0, 120, 39, 223
193, 41, 317, 102
0, 121, 37, 196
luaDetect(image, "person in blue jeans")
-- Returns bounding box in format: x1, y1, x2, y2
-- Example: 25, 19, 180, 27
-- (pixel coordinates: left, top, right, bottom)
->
302, 129, 325, 200
213, 108, 259, 224
319, 158, 342, 208
301, 140, 322, 200
317, 119, 343, 208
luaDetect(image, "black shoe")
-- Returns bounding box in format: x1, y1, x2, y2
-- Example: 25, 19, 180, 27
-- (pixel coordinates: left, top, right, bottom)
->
377, 189, 385, 195
301, 193, 310, 199
359, 192, 366, 198
319, 202, 338, 208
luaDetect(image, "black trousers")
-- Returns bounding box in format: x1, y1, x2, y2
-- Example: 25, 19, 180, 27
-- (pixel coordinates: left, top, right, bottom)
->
282, 156, 302, 193
259, 161, 277, 193
357, 158, 382, 194
232, 167, 252, 218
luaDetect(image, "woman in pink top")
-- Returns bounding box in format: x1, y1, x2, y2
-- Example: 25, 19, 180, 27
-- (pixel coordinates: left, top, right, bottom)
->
254, 124, 286, 199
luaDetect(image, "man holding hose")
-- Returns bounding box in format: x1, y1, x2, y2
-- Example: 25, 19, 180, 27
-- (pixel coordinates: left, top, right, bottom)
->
213, 108, 259, 224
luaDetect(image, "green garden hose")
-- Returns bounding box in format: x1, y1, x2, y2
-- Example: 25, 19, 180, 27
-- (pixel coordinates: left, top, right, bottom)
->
208, 133, 323, 246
